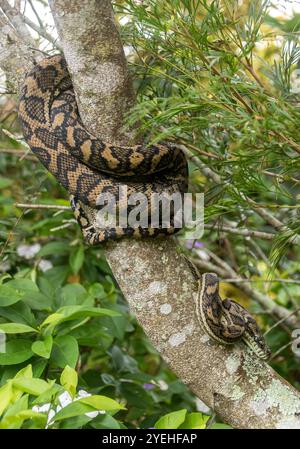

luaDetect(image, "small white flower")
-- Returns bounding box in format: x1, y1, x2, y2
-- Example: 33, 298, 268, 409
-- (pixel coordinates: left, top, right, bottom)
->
17, 243, 41, 259
77, 389, 90, 398
38, 259, 53, 272
157, 380, 168, 391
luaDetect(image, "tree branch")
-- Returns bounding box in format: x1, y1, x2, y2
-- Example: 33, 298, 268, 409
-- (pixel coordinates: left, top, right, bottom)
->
0, 4, 39, 91
1, 0, 300, 428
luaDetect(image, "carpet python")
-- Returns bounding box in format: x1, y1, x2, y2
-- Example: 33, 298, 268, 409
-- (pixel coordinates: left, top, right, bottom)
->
18, 54, 270, 358
18, 55, 188, 244
185, 257, 271, 360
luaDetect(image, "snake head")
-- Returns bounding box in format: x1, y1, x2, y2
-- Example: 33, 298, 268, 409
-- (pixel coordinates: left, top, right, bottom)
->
242, 315, 271, 361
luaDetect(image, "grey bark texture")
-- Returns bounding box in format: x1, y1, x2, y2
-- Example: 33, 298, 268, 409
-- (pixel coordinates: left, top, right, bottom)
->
0, 0, 300, 429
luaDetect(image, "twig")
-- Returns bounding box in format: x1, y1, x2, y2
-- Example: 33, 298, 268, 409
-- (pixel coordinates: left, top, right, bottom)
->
264, 307, 300, 337
27, 0, 44, 29
263, 170, 300, 186
22, 15, 62, 51
178, 144, 222, 184
181, 144, 289, 234
272, 130, 300, 155
0, 0, 34, 43
14, 202, 71, 210
247, 238, 270, 266
192, 257, 234, 278
168, 137, 221, 160
50, 221, 76, 232
223, 278, 300, 285
0, 148, 36, 160
204, 223, 275, 240
269, 341, 293, 361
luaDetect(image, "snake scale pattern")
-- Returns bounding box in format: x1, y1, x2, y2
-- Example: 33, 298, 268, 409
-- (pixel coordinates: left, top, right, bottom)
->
183, 256, 271, 359
196, 273, 271, 359
18, 55, 188, 244
18, 54, 270, 359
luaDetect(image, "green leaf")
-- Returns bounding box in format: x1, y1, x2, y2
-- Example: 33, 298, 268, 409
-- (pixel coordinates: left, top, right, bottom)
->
33, 383, 63, 406
41, 312, 63, 327
120, 382, 152, 408
4, 394, 29, 418
69, 246, 85, 274
53, 395, 125, 422
0, 284, 23, 307
0, 363, 33, 390
80, 395, 125, 410
0, 302, 35, 326
90, 414, 121, 429
32, 336, 53, 359
102, 314, 128, 341
32, 359, 48, 378
22, 291, 53, 311
7, 279, 38, 293
0, 409, 47, 429
43, 265, 69, 286
69, 321, 113, 348
0, 339, 33, 365
59, 414, 92, 429
12, 377, 54, 396
0, 382, 13, 415
41, 305, 119, 330
59, 284, 89, 307
0, 323, 37, 334
1, 395, 29, 429
179, 412, 209, 429
0, 279, 39, 321
155, 409, 187, 429
51, 335, 79, 368
51, 402, 98, 422
38, 242, 70, 257
60, 365, 78, 398
14, 364, 33, 379
88, 283, 106, 299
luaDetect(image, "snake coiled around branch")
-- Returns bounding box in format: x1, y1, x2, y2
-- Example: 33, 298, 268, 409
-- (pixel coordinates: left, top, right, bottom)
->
18, 55, 188, 244
18, 55, 270, 359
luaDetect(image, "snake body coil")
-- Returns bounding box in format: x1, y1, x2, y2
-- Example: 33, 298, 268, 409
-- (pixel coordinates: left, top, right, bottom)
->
19, 55, 188, 244
196, 272, 271, 360
19, 55, 270, 359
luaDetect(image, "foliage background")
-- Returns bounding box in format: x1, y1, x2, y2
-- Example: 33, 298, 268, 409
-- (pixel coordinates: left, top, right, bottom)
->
0, 0, 300, 428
